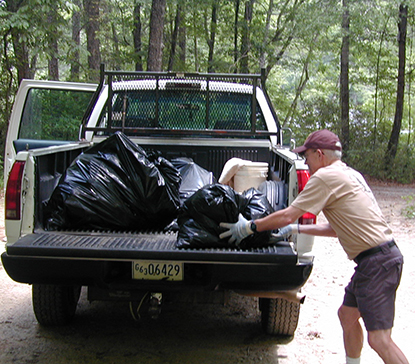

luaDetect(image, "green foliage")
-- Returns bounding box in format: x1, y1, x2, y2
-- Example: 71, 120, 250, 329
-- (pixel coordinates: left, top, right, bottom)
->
346, 144, 415, 184
402, 195, 415, 219
19, 88, 94, 140
2, 0, 415, 183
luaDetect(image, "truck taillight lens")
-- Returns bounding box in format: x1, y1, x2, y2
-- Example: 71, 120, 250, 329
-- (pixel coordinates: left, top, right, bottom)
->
5, 161, 25, 220
296, 169, 316, 224
299, 212, 316, 225
296, 169, 310, 193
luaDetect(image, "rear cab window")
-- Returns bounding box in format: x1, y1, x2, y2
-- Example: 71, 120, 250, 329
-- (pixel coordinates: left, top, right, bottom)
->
97, 89, 268, 136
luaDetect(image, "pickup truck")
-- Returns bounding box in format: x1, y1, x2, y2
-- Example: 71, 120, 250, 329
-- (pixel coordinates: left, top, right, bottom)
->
2, 67, 315, 336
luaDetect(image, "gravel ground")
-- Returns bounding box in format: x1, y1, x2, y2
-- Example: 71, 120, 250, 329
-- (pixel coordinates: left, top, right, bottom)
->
0, 179, 414, 364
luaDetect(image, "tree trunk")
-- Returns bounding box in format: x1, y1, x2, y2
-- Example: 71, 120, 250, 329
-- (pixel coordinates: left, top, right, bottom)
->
240, 0, 254, 74
234, 0, 240, 72
407, 36, 413, 146
178, 15, 186, 67
207, 2, 218, 73
168, 3, 183, 71
265, 35, 292, 79
283, 42, 314, 127
11, 31, 31, 82
83, 0, 101, 81
264, 0, 300, 79
1, 34, 16, 148
386, 3, 408, 166
192, 8, 199, 72
47, 46, 59, 81
70, 0, 82, 81
111, 22, 120, 70
132, 3, 143, 71
148, 0, 166, 71
260, 0, 273, 71
6, 0, 31, 82
340, 0, 350, 155
47, 10, 59, 81
373, 17, 390, 148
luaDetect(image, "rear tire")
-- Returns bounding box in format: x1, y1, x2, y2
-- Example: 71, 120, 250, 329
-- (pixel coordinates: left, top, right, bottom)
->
32, 284, 81, 326
259, 297, 300, 336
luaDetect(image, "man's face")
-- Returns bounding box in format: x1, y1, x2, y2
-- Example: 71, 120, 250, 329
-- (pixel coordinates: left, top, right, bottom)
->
303, 148, 323, 175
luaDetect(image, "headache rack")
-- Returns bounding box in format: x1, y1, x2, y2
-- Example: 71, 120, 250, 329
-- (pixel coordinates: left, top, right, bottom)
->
81, 65, 282, 142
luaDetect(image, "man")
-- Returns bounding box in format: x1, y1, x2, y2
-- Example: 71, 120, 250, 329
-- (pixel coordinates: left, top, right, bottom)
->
220, 129, 408, 364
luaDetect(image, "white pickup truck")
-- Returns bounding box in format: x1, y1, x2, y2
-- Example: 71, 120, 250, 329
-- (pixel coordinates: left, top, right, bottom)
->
2, 68, 315, 336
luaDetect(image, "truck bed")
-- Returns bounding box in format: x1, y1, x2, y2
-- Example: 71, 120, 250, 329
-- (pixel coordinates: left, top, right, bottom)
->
31, 140, 292, 230
3, 133, 312, 291
4, 136, 311, 289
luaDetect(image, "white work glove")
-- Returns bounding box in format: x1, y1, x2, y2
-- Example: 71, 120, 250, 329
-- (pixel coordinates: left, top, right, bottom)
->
219, 213, 254, 245
275, 224, 299, 238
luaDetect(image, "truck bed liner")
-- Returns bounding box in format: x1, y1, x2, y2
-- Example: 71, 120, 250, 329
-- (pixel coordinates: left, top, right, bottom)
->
7, 232, 297, 264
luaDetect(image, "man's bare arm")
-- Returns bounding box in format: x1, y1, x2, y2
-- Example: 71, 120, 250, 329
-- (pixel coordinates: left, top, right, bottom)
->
255, 207, 337, 238
255, 206, 306, 232
298, 222, 337, 237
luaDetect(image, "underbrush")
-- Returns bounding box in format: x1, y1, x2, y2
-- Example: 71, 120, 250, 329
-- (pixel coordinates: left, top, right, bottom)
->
402, 195, 415, 218
346, 146, 415, 184
0, 157, 3, 190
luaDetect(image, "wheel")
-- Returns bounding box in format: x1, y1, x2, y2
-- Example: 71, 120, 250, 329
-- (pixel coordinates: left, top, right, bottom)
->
32, 284, 81, 326
259, 297, 300, 336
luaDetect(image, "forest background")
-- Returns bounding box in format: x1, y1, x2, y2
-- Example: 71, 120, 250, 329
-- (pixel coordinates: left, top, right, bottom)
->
1, 0, 415, 184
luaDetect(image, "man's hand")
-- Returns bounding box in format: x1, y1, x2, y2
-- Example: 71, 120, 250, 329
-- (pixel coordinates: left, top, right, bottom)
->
219, 213, 254, 245
274, 224, 298, 238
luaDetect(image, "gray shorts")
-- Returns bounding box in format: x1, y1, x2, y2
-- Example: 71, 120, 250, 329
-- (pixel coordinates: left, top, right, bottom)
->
343, 241, 403, 331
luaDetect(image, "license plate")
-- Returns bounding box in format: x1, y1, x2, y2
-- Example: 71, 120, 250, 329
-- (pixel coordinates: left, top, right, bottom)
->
132, 260, 184, 281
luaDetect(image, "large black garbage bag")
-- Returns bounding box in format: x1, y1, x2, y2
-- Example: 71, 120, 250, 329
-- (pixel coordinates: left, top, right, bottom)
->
177, 184, 273, 249
44, 132, 181, 231
171, 157, 215, 202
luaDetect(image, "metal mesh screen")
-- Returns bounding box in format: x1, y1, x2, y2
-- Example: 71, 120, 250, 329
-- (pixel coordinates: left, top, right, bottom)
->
86, 71, 272, 138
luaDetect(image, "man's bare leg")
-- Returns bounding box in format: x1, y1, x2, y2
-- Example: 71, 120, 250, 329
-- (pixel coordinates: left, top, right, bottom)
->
368, 329, 409, 364
338, 305, 363, 359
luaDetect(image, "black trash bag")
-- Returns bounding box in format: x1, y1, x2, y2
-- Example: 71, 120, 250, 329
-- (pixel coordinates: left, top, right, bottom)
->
176, 184, 273, 249
44, 132, 181, 231
237, 188, 274, 249
176, 184, 241, 249
171, 157, 215, 202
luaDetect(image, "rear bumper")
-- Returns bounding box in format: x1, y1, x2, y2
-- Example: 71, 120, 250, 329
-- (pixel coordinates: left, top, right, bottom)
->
1, 232, 313, 293
1, 252, 313, 292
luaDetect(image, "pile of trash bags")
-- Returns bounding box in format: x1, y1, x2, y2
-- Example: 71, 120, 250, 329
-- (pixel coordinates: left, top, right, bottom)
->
44, 132, 274, 249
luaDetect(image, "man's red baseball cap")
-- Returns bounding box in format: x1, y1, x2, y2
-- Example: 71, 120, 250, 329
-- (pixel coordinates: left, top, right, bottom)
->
292, 129, 342, 154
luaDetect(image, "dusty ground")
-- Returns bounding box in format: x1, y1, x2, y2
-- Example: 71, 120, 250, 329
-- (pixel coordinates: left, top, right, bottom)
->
0, 180, 414, 364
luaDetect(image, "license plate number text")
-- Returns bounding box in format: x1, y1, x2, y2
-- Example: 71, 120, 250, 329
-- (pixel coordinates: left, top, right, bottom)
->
132, 261, 183, 281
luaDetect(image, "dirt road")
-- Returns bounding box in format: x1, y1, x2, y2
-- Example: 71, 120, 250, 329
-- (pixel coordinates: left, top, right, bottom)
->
1, 180, 414, 364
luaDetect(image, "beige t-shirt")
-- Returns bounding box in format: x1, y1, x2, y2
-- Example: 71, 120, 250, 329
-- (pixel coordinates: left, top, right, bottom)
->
291, 160, 393, 260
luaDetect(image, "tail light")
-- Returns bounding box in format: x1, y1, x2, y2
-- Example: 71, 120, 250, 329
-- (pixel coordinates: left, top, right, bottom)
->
299, 212, 316, 225
296, 170, 316, 224
5, 161, 26, 220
